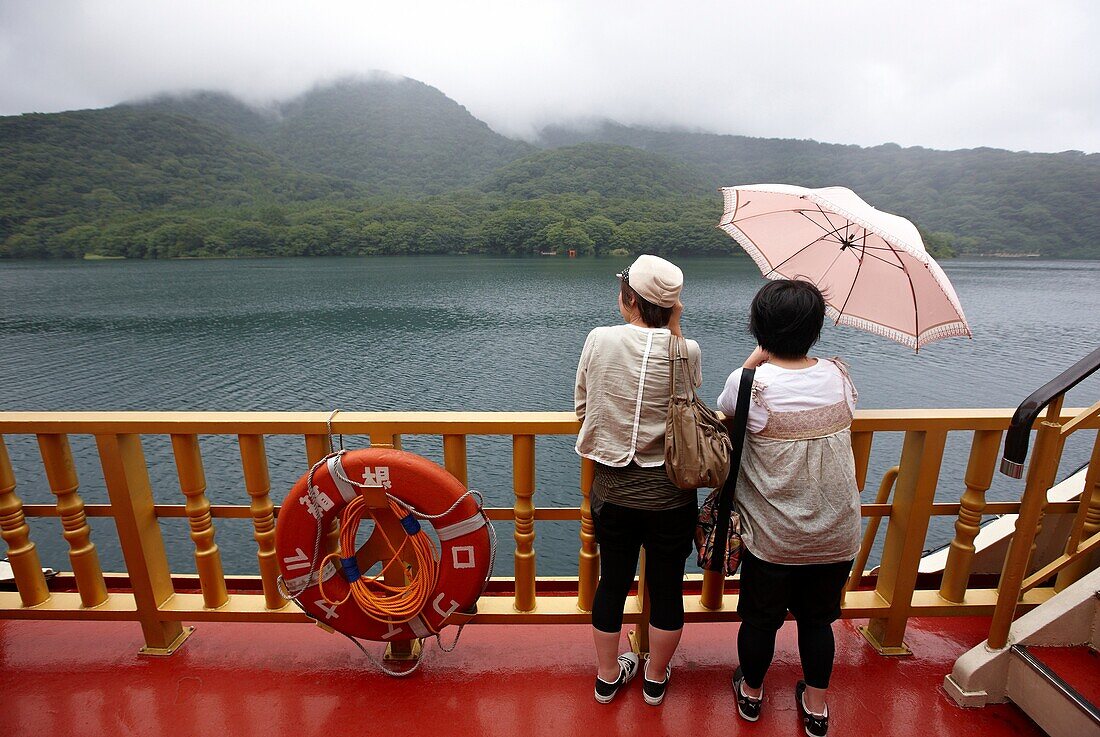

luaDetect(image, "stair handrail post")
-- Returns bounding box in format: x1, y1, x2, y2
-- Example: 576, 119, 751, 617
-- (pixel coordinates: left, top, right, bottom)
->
988, 346, 1100, 649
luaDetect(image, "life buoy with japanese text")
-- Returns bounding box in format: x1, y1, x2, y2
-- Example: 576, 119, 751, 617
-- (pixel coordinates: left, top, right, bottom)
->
275, 448, 491, 642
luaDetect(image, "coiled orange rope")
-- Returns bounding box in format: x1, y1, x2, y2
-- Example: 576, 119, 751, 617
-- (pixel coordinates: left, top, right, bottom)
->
318, 495, 439, 625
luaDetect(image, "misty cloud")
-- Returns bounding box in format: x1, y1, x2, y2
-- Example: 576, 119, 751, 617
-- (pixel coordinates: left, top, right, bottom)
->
1, 0, 1097, 153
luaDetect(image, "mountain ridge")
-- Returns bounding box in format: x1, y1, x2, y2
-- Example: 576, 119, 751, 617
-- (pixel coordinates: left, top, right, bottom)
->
1, 75, 1097, 258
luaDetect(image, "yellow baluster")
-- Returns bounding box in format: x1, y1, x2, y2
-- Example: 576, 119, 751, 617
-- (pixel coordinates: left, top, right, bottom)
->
1055, 431, 1100, 590
0, 436, 50, 606
304, 434, 340, 555
37, 434, 107, 608
443, 434, 468, 487
846, 465, 899, 593
577, 456, 598, 613
989, 403, 1067, 649
851, 431, 874, 493
939, 430, 1002, 603
239, 434, 283, 610
170, 434, 228, 609
97, 433, 190, 653
861, 429, 947, 655
512, 435, 536, 612
629, 548, 650, 656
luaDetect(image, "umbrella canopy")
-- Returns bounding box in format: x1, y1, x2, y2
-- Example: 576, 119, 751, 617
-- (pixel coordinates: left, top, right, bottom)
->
718, 184, 971, 351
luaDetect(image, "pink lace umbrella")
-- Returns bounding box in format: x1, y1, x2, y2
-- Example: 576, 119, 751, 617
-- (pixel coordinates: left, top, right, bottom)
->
718, 184, 972, 351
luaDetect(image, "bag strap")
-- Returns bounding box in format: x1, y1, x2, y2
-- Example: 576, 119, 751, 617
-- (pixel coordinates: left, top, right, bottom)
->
707, 366, 756, 572
667, 334, 677, 400
667, 334, 693, 401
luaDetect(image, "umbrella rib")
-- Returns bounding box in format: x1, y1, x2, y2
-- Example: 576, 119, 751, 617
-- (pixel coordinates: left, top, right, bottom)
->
835, 230, 870, 323
733, 207, 826, 226
766, 222, 853, 276
889, 239, 921, 348
813, 203, 844, 237
796, 210, 847, 242
860, 249, 906, 270
814, 247, 848, 291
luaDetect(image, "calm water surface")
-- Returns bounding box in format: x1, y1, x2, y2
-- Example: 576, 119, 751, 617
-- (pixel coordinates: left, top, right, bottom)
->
1, 256, 1098, 575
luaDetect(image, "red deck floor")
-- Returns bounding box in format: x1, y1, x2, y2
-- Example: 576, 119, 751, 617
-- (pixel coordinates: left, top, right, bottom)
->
0, 615, 1041, 737
1028, 645, 1100, 706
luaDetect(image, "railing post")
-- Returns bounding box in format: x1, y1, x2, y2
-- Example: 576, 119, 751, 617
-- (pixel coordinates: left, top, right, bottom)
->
305, 434, 341, 556
851, 431, 874, 493
443, 435, 468, 487
861, 429, 946, 655
170, 434, 228, 610
304, 434, 331, 466
843, 430, 879, 593
37, 433, 107, 608
939, 430, 1003, 602
629, 548, 651, 655
512, 434, 536, 612
1055, 432, 1100, 591
846, 465, 899, 592
0, 436, 50, 606
239, 434, 284, 610
577, 456, 598, 613
97, 434, 191, 653
989, 413, 1067, 648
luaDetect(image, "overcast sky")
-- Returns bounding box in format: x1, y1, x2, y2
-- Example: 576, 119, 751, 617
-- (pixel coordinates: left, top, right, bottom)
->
1, 1, 1097, 153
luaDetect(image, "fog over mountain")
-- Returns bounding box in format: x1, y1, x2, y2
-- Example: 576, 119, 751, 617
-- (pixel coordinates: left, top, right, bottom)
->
1, 1, 1097, 153
2, 75, 1097, 260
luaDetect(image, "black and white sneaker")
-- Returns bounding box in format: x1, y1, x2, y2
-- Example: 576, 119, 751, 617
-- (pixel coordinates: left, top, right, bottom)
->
594, 652, 640, 703
732, 666, 763, 721
642, 655, 671, 706
795, 680, 829, 737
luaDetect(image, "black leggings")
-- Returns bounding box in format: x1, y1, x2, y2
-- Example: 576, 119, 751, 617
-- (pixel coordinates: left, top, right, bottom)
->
736, 549, 853, 690
590, 500, 697, 633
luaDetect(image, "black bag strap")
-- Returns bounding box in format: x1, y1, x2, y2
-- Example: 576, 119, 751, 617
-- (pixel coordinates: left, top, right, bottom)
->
707, 367, 756, 572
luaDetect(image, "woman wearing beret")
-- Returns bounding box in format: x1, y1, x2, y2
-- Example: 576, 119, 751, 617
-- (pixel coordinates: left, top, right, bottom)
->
575, 254, 702, 707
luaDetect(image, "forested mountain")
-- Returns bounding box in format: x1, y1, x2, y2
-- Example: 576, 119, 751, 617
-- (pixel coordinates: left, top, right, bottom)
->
540, 122, 1100, 258
1, 74, 1097, 259
135, 76, 534, 194
0, 108, 363, 257
482, 144, 708, 199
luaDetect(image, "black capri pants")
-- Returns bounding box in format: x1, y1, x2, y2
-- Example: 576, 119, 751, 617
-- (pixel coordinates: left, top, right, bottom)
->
736, 548, 854, 690
590, 499, 697, 633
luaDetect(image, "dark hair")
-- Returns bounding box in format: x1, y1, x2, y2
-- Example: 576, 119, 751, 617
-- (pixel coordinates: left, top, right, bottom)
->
620, 281, 672, 328
749, 280, 826, 359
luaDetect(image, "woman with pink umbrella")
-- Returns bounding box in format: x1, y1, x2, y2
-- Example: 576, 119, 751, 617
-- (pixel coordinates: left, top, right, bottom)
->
715, 185, 971, 736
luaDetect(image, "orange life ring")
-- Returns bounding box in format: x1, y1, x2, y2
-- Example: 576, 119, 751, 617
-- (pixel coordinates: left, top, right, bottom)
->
275, 448, 491, 642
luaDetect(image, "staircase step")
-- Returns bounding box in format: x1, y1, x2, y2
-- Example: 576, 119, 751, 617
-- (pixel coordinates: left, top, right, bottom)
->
1027, 646, 1100, 707
1007, 645, 1100, 737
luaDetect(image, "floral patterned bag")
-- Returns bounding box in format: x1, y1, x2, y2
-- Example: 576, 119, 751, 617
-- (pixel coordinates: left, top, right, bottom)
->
694, 367, 755, 575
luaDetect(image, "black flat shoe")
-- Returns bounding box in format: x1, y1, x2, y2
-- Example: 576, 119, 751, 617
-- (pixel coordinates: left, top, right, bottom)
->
795, 680, 829, 737
732, 666, 763, 721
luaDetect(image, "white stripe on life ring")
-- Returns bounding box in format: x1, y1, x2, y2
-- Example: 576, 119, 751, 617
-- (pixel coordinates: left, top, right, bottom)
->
326, 455, 357, 503
407, 616, 431, 638
284, 560, 338, 591
436, 512, 487, 541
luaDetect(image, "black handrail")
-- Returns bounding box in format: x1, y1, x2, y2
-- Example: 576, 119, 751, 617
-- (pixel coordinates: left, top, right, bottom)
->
1000, 346, 1100, 478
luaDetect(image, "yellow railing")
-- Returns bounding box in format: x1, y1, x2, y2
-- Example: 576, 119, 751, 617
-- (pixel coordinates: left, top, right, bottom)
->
0, 408, 1097, 656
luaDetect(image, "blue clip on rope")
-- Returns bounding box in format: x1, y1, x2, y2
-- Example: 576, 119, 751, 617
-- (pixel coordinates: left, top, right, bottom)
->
400, 513, 421, 535
340, 556, 361, 582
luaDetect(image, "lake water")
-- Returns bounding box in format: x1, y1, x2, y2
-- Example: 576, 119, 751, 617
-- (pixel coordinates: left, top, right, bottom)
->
1, 256, 1098, 576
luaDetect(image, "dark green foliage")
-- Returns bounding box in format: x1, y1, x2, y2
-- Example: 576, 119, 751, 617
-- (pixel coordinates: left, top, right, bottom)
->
0, 107, 362, 256
134, 77, 535, 195
482, 143, 708, 199
540, 123, 1100, 258
2, 77, 1097, 260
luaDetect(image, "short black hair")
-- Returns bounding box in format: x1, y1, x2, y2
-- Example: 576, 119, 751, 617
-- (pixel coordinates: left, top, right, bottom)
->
749, 280, 826, 359
620, 281, 672, 328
